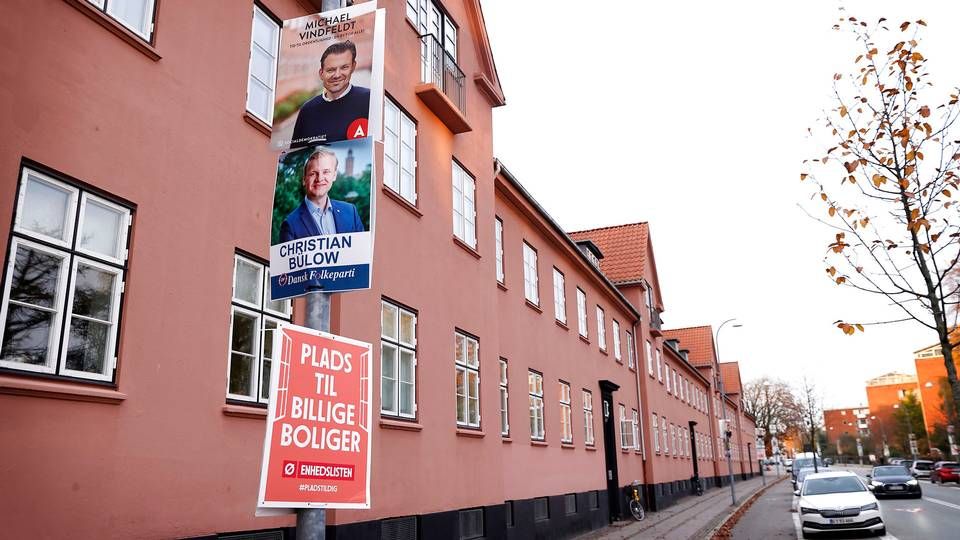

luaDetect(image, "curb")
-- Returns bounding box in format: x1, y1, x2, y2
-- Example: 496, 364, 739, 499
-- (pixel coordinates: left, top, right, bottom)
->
706, 475, 789, 539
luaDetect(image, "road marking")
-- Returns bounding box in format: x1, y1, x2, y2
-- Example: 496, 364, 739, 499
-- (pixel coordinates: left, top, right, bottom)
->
924, 496, 960, 510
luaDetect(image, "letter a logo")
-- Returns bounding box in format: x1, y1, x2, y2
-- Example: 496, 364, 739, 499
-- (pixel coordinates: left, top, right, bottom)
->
347, 119, 368, 140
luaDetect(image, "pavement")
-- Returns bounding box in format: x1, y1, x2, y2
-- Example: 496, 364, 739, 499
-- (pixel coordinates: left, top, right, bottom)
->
733, 464, 960, 540
577, 469, 785, 540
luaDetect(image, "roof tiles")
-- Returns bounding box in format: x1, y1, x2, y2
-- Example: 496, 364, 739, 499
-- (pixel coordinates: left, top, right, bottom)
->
662, 326, 715, 368
719, 362, 743, 395
568, 222, 648, 284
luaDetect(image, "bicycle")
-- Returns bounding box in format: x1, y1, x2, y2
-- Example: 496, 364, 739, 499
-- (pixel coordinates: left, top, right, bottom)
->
627, 481, 645, 521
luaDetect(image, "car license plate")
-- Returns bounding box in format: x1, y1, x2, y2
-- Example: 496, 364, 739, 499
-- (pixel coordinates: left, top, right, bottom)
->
888, 485, 904, 490
829, 518, 855, 524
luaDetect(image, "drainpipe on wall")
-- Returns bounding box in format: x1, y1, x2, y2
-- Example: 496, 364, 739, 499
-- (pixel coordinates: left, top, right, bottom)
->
631, 319, 645, 461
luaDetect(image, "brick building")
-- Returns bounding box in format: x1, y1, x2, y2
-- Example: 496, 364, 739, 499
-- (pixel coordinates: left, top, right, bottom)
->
864, 372, 918, 452
913, 343, 959, 434
823, 407, 870, 453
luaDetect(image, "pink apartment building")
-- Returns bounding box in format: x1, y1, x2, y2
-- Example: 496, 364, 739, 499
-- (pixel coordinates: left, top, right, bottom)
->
0, 1, 756, 538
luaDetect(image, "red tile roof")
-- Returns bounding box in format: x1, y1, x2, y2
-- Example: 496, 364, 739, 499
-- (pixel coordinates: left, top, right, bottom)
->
719, 362, 742, 395
568, 222, 648, 284
662, 326, 715, 368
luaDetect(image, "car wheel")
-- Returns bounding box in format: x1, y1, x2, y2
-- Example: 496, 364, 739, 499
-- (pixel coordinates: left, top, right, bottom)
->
876, 527, 886, 537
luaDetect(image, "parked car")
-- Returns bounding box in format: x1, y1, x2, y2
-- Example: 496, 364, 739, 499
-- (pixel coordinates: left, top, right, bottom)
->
797, 471, 885, 539
900, 459, 914, 471
794, 467, 818, 493
792, 454, 826, 484
911, 460, 934, 479
867, 465, 922, 498
930, 462, 960, 484
888, 458, 903, 466
785, 459, 794, 472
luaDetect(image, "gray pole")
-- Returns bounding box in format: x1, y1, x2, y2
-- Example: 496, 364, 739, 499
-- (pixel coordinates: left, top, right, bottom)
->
297, 292, 331, 540
715, 318, 738, 505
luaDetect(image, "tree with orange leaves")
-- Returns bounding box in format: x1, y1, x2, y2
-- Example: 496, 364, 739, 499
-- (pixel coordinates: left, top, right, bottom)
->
801, 15, 960, 421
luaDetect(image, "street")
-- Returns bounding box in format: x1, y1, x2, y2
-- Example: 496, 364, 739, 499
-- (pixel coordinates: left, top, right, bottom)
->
733, 466, 960, 540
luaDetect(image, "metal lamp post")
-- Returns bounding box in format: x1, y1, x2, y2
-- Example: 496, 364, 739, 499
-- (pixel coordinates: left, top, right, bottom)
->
715, 318, 742, 506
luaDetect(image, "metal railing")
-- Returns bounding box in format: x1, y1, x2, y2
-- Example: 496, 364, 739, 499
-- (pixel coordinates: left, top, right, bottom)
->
649, 309, 663, 331
420, 33, 465, 113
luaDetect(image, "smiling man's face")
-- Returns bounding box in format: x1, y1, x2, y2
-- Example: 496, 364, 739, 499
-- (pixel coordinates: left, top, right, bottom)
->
319, 50, 356, 99
303, 154, 338, 204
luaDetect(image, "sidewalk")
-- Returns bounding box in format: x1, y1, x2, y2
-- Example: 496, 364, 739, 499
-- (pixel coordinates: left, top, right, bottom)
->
578, 471, 786, 540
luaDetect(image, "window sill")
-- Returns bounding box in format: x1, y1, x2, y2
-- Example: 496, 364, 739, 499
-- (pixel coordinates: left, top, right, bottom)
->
555, 319, 569, 331
579, 335, 590, 345
380, 417, 423, 432
530, 439, 548, 447
585, 445, 597, 452
243, 111, 272, 137
561, 442, 575, 449
456, 427, 485, 438
599, 349, 608, 356
453, 236, 481, 259
63, 0, 161, 61
0, 374, 126, 404
382, 187, 422, 217
502, 436, 512, 443
497, 281, 508, 292
525, 300, 542, 314
223, 404, 267, 419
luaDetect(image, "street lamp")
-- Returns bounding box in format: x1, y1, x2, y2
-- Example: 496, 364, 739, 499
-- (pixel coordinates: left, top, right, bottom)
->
715, 318, 742, 505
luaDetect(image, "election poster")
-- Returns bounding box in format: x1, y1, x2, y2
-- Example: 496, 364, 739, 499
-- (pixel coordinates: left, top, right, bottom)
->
270, 138, 375, 300
258, 323, 372, 508
270, 2, 385, 150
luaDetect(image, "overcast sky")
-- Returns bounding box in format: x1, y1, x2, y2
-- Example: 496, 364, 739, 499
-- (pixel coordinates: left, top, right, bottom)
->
482, 1, 960, 408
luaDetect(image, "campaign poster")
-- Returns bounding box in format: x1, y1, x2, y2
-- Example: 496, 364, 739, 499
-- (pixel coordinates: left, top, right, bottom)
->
269, 138, 374, 300
270, 2, 385, 150
258, 323, 372, 508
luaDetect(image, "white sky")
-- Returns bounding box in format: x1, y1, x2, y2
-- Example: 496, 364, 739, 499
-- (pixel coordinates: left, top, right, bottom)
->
482, 1, 960, 408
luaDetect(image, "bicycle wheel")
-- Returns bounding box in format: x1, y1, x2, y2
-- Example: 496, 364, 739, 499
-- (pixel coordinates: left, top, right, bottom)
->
629, 499, 645, 521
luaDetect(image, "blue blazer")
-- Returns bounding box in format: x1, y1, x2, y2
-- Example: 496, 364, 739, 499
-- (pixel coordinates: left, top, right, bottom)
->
279, 199, 365, 243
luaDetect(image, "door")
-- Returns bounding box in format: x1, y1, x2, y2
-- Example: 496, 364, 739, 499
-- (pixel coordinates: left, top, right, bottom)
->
599, 380, 621, 521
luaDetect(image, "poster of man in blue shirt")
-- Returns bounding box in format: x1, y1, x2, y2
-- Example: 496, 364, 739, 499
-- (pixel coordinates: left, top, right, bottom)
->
270, 139, 374, 300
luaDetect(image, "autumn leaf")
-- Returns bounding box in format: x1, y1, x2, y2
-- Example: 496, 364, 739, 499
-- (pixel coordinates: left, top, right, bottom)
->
836, 276, 847, 284
855, 324, 864, 332
827, 267, 837, 276
821, 193, 828, 202
900, 21, 910, 31
840, 106, 848, 117
844, 161, 859, 173
944, 189, 952, 197
801, 173, 809, 181
829, 207, 837, 217
920, 105, 931, 117
872, 174, 886, 187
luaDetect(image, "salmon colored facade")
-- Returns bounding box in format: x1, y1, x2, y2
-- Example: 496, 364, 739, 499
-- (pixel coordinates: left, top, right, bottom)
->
864, 373, 918, 452
913, 343, 959, 434
0, 1, 754, 538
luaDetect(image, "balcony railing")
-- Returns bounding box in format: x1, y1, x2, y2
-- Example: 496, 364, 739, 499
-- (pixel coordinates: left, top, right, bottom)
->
420, 33, 465, 114
649, 309, 663, 336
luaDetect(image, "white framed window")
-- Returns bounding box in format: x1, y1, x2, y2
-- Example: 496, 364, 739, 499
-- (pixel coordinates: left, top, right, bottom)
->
1, 169, 132, 382
384, 98, 417, 204
679, 376, 684, 401
499, 358, 509, 436
452, 161, 476, 248
552, 268, 566, 324
560, 381, 572, 443
529, 371, 544, 440
652, 413, 661, 453
495, 218, 504, 284
522, 242, 539, 305
576, 288, 587, 337
246, 5, 280, 124
595, 306, 606, 350
626, 330, 634, 368
656, 348, 662, 381
455, 331, 480, 427
665, 364, 671, 393
686, 429, 692, 457
662, 416, 669, 454
381, 300, 417, 418
619, 404, 634, 449
86, 0, 156, 41
632, 409, 640, 451
227, 254, 293, 403
646, 340, 653, 375
583, 390, 595, 446
673, 370, 679, 398
411, 0, 458, 60
671, 424, 677, 457
612, 320, 621, 361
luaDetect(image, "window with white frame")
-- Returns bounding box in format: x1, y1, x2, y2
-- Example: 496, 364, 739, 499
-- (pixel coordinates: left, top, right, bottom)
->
552, 268, 566, 323
665, 364, 671, 393
246, 5, 280, 124
381, 300, 417, 418
619, 405, 631, 449
455, 331, 480, 427
529, 370, 544, 440
612, 320, 621, 361
452, 161, 476, 248
576, 288, 587, 337
583, 390, 595, 446
686, 429, 691, 457
409, 0, 459, 82
671, 424, 677, 456
383, 98, 417, 204
499, 359, 509, 436
495, 217, 504, 284
632, 409, 640, 451
646, 340, 653, 375
626, 331, 635, 368
656, 348, 662, 381
560, 381, 572, 443
522, 242, 539, 305
662, 416, 669, 454
227, 254, 293, 403
652, 413, 660, 453
1, 169, 132, 383
679, 376, 684, 401
596, 306, 606, 350
86, 0, 156, 41
673, 370, 678, 398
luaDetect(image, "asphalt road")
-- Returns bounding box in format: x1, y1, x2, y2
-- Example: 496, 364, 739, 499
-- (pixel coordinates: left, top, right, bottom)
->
732, 465, 960, 540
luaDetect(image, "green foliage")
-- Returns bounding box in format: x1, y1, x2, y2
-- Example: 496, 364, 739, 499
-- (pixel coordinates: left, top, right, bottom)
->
892, 393, 929, 453
274, 89, 321, 124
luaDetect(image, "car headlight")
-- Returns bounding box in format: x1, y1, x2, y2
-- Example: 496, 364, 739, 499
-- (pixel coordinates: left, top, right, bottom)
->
861, 502, 878, 511
870, 480, 884, 487
906, 479, 918, 485
800, 506, 819, 515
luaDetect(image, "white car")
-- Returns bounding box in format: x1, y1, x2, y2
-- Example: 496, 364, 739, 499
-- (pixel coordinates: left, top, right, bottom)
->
796, 471, 885, 538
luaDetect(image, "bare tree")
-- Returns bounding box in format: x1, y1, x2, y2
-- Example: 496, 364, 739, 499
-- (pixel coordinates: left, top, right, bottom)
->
743, 377, 802, 455
796, 377, 824, 469
800, 15, 960, 420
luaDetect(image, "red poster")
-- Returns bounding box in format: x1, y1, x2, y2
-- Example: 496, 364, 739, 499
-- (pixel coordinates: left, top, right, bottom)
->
258, 323, 372, 508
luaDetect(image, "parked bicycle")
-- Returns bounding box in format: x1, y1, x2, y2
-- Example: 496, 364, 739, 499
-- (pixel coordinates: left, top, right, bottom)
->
627, 480, 645, 521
